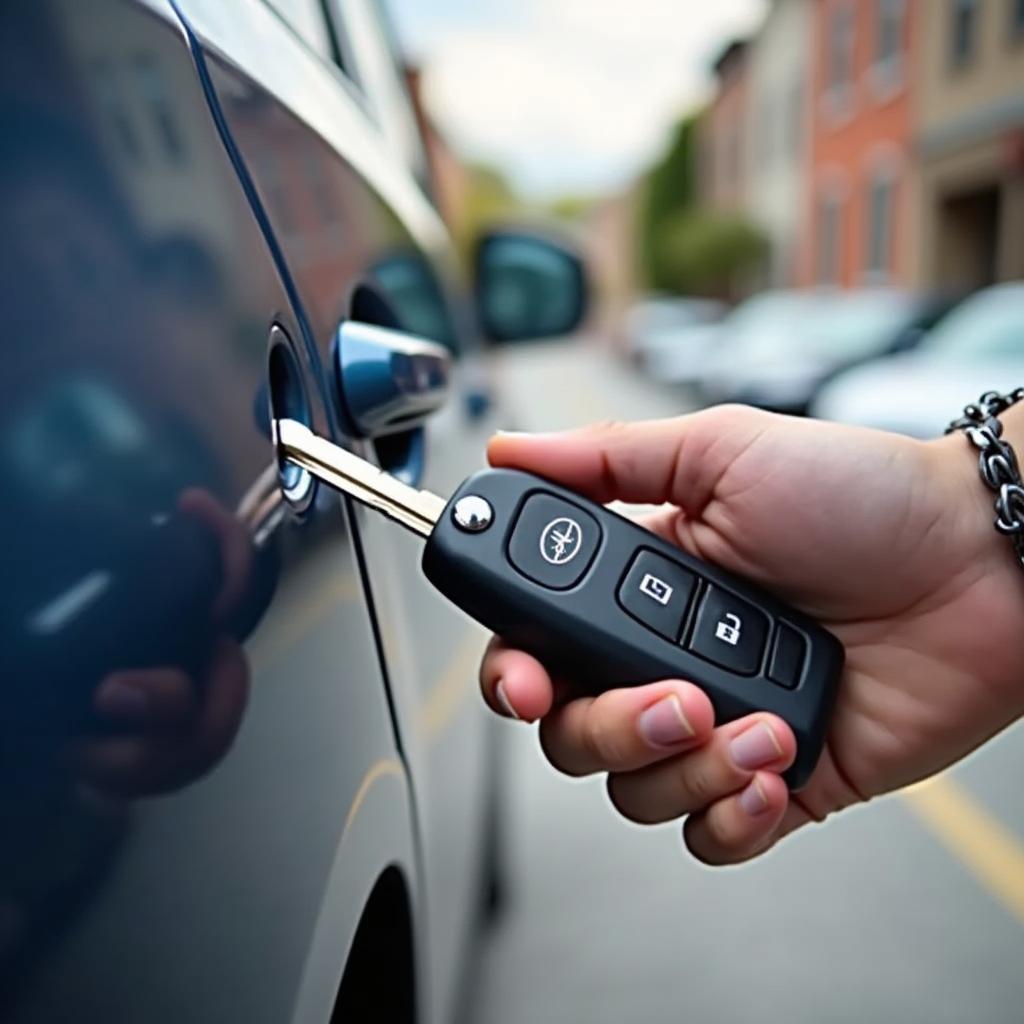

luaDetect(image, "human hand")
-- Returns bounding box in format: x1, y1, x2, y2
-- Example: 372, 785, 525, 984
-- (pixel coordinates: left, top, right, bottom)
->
479, 405, 1024, 864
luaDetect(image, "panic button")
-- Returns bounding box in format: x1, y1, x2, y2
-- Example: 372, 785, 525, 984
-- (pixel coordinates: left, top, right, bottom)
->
508, 492, 601, 589
687, 585, 769, 676
618, 550, 698, 641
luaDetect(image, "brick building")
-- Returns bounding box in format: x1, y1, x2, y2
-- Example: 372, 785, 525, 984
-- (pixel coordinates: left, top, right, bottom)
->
745, 0, 814, 286
699, 40, 751, 214
802, 0, 918, 287
915, 0, 1024, 289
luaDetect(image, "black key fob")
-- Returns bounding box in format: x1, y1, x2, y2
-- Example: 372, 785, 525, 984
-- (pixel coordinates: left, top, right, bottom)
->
424, 468, 843, 789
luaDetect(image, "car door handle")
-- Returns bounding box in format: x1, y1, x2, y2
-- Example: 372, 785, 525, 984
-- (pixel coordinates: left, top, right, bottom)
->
333, 321, 451, 439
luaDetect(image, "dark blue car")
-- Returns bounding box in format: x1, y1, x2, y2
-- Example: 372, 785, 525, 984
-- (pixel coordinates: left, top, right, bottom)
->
0, 2, 585, 1020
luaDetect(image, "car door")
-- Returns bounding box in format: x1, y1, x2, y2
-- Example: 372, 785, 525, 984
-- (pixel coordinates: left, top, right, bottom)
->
169, 5, 503, 1023
0, 1, 421, 1021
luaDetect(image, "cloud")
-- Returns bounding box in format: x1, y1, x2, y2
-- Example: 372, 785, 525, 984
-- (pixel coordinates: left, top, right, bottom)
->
389, 0, 765, 197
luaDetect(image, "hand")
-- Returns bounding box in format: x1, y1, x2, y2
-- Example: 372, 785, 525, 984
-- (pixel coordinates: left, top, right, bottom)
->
479, 405, 1024, 865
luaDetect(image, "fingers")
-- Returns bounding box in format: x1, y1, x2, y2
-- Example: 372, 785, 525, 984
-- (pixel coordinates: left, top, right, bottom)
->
94, 667, 197, 726
683, 772, 790, 865
607, 714, 795, 823
539, 681, 715, 776
488, 406, 767, 514
479, 637, 556, 722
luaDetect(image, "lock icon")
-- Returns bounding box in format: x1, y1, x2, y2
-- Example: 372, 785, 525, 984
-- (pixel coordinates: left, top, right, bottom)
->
714, 613, 742, 646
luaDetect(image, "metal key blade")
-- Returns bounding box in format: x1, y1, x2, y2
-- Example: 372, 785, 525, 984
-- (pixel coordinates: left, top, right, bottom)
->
275, 418, 445, 538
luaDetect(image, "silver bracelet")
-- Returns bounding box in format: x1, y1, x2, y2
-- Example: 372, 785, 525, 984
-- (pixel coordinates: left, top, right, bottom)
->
946, 388, 1024, 572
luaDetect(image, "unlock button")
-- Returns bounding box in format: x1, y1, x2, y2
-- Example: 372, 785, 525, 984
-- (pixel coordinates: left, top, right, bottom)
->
687, 585, 768, 676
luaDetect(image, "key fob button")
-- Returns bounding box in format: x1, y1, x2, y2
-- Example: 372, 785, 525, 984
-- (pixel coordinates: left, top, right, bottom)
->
768, 622, 806, 689
617, 550, 698, 641
507, 493, 601, 590
687, 585, 769, 676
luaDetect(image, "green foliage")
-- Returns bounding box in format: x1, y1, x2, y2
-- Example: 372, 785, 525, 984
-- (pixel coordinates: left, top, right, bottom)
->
658, 211, 769, 295
637, 112, 769, 295
637, 115, 699, 289
546, 194, 596, 223
456, 162, 520, 251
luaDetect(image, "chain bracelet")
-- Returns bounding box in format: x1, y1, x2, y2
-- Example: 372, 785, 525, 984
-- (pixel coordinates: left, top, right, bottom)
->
945, 387, 1024, 571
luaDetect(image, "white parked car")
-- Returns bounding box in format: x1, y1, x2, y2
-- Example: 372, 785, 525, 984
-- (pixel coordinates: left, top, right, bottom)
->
641, 291, 821, 389
811, 283, 1024, 438
624, 295, 725, 376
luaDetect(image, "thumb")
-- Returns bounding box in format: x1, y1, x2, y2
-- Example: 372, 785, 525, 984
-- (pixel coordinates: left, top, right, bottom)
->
487, 408, 766, 513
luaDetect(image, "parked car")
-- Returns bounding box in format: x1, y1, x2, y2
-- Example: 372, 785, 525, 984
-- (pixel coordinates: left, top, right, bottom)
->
0, 3, 586, 1023
699, 289, 953, 415
623, 294, 725, 370
811, 282, 1024, 437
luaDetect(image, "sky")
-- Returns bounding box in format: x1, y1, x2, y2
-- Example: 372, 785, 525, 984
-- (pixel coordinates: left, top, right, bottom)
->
385, 0, 766, 199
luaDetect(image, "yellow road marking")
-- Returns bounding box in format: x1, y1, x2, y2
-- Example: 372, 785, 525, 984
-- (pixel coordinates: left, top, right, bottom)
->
417, 631, 486, 744
903, 775, 1024, 926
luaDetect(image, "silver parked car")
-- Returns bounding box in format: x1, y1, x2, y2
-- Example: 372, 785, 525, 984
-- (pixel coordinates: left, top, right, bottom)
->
811, 283, 1024, 437
624, 295, 726, 372
700, 289, 951, 415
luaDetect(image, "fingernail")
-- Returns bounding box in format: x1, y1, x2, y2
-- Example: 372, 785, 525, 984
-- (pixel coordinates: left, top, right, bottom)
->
495, 681, 521, 720
638, 694, 694, 748
96, 681, 148, 718
739, 777, 770, 816
730, 723, 783, 770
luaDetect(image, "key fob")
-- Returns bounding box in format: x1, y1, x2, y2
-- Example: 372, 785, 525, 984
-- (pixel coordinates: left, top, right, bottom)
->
423, 468, 843, 789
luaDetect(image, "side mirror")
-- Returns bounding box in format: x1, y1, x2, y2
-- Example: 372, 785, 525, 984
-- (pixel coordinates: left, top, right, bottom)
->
475, 230, 588, 344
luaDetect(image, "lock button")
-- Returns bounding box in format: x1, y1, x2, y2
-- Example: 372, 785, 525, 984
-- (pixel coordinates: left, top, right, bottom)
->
617, 549, 698, 641
687, 584, 769, 676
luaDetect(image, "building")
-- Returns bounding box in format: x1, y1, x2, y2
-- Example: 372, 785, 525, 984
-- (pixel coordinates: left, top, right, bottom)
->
915, 0, 1024, 289
745, 0, 814, 286
699, 40, 751, 214
404, 65, 469, 238
802, 0, 918, 288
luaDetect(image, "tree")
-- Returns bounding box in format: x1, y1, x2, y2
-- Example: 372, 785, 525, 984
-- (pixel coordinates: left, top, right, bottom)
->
637, 111, 769, 297
658, 210, 768, 296
637, 114, 699, 290
452, 162, 522, 263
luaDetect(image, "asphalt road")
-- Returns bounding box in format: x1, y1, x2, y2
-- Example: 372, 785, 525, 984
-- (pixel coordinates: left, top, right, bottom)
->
466, 337, 1024, 1024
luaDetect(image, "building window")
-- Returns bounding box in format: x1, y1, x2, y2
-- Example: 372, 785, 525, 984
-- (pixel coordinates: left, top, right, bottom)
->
788, 79, 804, 156
727, 121, 741, 191
823, 2, 856, 120
133, 55, 185, 164
816, 192, 843, 285
92, 61, 142, 163
864, 173, 896, 280
827, 4, 855, 93
875, 0, 905, 66
950, 0, 978, 68
1012, 0, 1024, 38
758, 92, 774, 165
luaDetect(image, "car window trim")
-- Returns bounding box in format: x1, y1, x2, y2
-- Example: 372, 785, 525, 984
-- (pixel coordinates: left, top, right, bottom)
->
172, 0, 449, 268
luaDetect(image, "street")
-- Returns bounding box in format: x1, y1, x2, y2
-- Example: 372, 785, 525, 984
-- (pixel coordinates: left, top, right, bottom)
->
467, 337, 1024, 1024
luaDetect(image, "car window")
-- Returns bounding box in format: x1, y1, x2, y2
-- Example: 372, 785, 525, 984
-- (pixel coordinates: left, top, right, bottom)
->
327, 0, 427, 179
264, 1, 333, 59
264, 0, 354, 77
922, 286, 1024, 360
